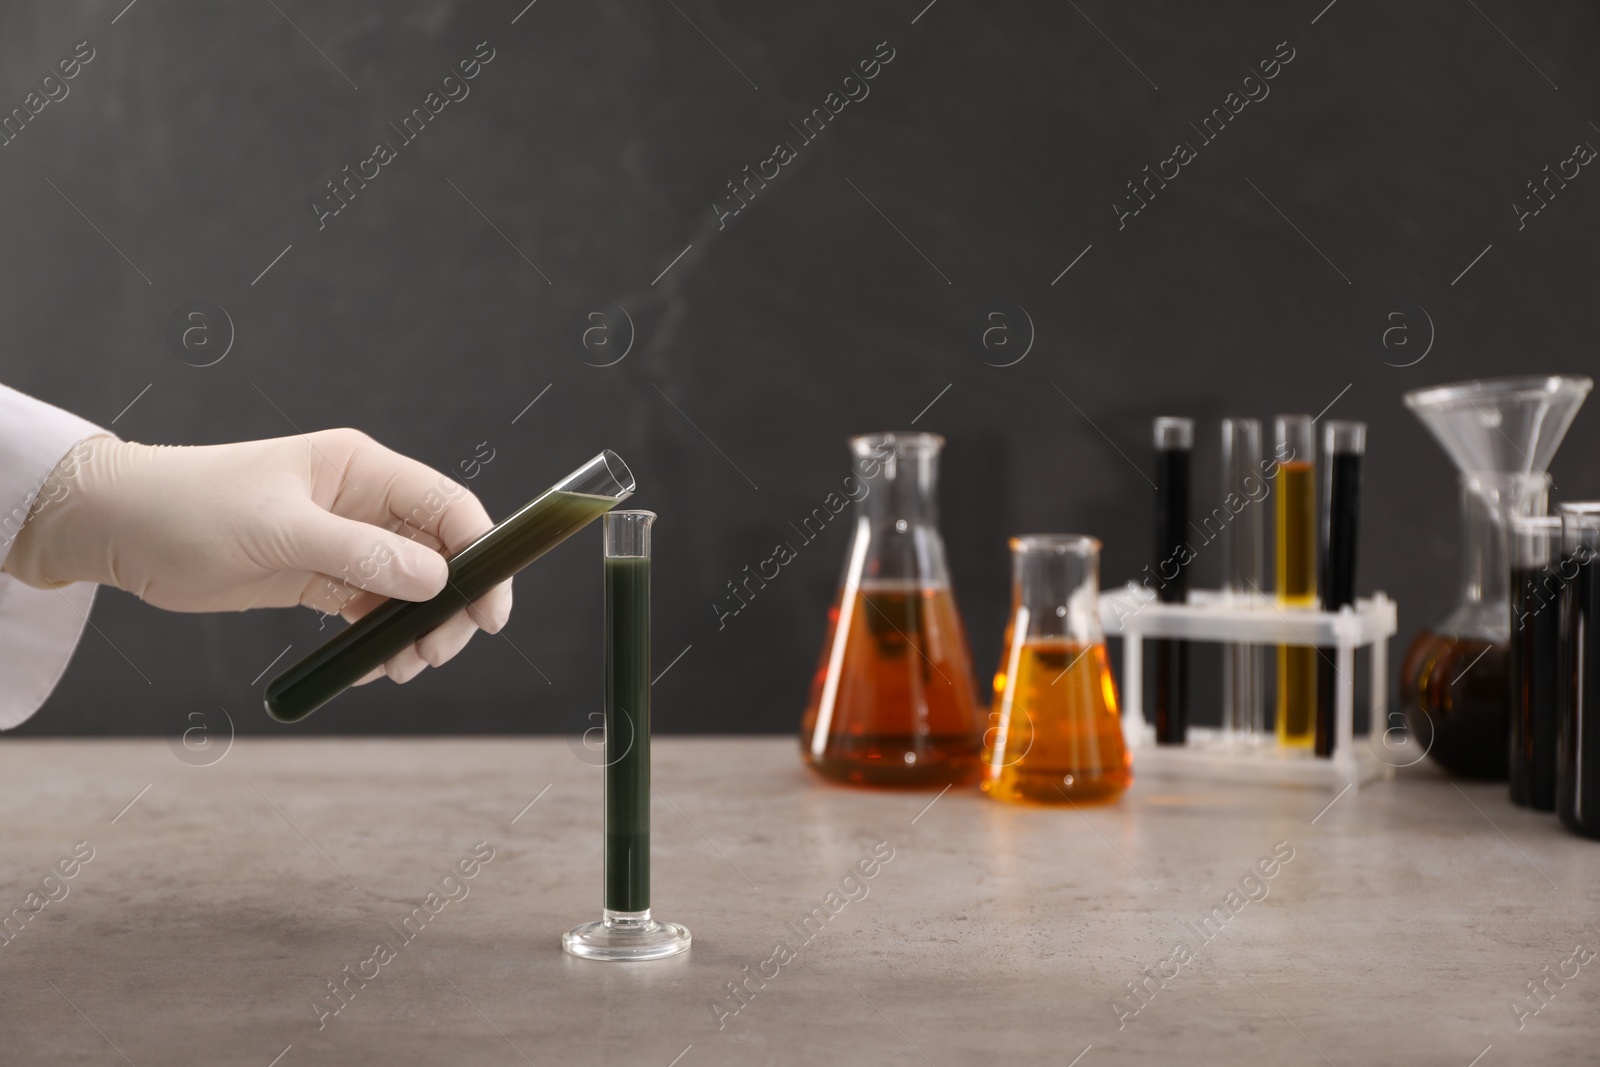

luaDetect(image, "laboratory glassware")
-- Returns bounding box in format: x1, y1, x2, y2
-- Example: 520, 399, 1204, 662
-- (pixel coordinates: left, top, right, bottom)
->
1510, 514, 1561, 811
564, 511, 691, 960
1558, 503, 1600, 839
1151, 417, 1192, 745
983, 535, 1130, 804
1220, 417, 1266, 741
1274, 415, 1317, 748
799, 432, 984, 788
1314, 421, 1366, 757
266, 450, 634, 722
1401, 376, 1590, 778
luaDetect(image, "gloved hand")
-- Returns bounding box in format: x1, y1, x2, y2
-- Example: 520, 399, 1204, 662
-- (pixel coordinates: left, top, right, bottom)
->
1, 428, 512, 685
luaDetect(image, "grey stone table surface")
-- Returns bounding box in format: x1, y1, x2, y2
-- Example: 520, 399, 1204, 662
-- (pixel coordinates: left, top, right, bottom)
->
0, 737, 1595, 1066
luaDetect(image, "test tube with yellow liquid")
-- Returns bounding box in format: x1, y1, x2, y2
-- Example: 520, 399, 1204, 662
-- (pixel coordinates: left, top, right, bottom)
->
1274, 415, 1317, 748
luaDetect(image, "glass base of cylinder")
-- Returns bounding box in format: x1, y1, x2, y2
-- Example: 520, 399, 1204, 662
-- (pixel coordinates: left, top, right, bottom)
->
562, 909, 691, 961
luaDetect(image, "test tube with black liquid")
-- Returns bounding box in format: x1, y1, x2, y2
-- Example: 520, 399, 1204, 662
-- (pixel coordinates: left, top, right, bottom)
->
1313, 421, 1364, 758
1509, 514, 1561, 810
1152, 417, 1192, 745
564, 511, 692, 959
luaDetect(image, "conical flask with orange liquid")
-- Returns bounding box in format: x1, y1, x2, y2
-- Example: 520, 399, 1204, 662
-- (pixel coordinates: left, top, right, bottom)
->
799, 432, 984, 788
983, 535, 1130, 805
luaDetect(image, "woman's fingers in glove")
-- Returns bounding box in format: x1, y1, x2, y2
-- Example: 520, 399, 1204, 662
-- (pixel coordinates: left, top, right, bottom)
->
348, 591, 510, 685
415, 579, 513, 668
284, 502, 450, 604
334, 570, 512, 685
296, 431, 514, 684
312, 429, 498, 560
382, 643, 432, 684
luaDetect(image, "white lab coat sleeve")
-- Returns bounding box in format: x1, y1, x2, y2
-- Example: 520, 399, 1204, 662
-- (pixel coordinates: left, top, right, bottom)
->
0, 384, 110, 730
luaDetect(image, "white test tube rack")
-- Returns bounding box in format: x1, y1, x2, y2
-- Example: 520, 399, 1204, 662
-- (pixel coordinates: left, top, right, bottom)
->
1099, 584, 1399, 792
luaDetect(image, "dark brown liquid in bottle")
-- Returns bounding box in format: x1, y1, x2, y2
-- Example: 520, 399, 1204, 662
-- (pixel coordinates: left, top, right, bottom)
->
1401, 629, 1508, 779
1510, 563, 1561, 810
1558, 550, 1600, 839
800, 581, 983, 788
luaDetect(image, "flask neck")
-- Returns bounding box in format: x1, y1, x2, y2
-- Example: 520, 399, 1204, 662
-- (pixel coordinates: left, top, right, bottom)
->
858, 448, 940, 527
1447, 472, 1547, 637
1009, 539, 1103, 645
850, 443, 949, 586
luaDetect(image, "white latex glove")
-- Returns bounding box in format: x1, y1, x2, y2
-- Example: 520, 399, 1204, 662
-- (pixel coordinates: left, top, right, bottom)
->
1, 429, 512, 685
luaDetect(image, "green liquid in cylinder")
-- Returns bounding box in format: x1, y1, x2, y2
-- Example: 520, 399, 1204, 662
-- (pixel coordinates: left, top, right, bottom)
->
604, 555, 650, 913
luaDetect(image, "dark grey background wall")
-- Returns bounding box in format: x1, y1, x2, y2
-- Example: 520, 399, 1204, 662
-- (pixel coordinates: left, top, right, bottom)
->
4, 0, 1598, 737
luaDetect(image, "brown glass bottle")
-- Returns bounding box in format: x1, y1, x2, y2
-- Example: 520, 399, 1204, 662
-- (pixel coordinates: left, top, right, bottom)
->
1400, 630, 1509, 780
1400, 376, 1591, 779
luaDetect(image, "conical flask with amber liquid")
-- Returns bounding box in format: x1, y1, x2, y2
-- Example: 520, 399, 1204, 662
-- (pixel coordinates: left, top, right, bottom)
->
799, 432, 984, 788
983, 535, 1130, 805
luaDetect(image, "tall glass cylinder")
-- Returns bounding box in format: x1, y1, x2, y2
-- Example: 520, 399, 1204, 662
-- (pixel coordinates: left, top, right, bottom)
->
1274, 415, 1317, 748
1510, 514, 1561, 810
982, 535, 1129, 805
799, 432, 983, 788
1558, 503, 1600, 839
1220, 418, 1265, 740
564, 510, 690, 961
603, 511, 652, 915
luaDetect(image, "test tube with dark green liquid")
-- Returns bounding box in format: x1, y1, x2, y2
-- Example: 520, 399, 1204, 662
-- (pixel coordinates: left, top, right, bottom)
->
265, 450, 634, 723
563, 511, 691, 961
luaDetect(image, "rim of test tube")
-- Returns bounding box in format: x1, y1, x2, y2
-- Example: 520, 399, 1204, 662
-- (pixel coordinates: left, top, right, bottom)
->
1323, 420, 1367, 454
1560, 502, 1600, 555
1273, 413, 1316, 455
1558, 502, 1600, 533
1010, 533, 1099, 556
850, 431, 944, 454
1512, 513, 1562, 566
1221, 416, 1263, 455
1152, 416, 1193, 449
595, 450, 636, 496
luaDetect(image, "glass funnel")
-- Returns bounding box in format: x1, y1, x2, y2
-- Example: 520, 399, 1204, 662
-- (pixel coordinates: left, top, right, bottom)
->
799, 432, 984, 788
982, 535, 1130, 805
1400, 375, 1591, 778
